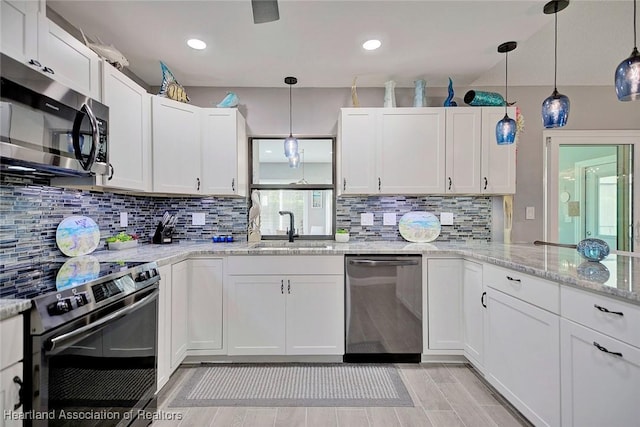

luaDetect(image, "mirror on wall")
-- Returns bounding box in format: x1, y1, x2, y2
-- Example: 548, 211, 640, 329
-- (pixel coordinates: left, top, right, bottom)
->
249, 137, 335, 238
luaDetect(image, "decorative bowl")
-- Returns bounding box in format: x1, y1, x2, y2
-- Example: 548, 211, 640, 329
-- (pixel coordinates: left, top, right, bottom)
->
576, 238, 610, 262
108, 240, 138, 250
335, 233, 350, 243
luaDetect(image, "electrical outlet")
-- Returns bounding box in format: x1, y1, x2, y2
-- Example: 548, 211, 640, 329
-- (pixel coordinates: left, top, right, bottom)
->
361, 213, 374, 226
526, 206, 535, 220
192, 212, 206, 226
119, 212, 128, 227
440, 212, 454, 225
383, 213, 396, 226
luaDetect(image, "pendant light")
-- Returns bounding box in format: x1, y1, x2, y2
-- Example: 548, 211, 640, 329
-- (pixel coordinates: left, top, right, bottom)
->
283, 76, 299, 158
615, 0, 640, 101
541, 0, 570, 129
496, 41, 518, 145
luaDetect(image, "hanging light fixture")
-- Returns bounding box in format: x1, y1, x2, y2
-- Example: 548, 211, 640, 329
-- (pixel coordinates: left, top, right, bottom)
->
288, 151, 300, 168
283, 76, 299, 158
615, 0, 640, 101
496, 41, 518, 145
541, 0, 570, 129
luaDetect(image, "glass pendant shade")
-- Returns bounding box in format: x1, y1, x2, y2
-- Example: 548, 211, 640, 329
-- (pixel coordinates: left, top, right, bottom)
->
284, 135, 298, 158
496, 114, 517, 145
615, 47, 640, 101
542, 89, 570, 128
288, 152, 300, 168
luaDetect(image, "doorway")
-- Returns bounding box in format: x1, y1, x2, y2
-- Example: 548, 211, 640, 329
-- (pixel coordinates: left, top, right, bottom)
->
545, 130, 640, 254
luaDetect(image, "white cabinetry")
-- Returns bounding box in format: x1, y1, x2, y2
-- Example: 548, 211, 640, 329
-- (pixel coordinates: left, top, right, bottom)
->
152, 96, 202, 194
338, 108, 445, 195
480, 107, 516, 194
462, 260, 484, 370
170, 260, 189, 370
187, 259, 223, 351
560, 286, 640, 427
0, 314, 24, 425
1, 0, 40, 64
201, 108, 248, 196
227, 256, 344, 356
156, 264, 172, 392
427, 258, 463, 351
100, 65, 151, 191
445, 108, 481, 194
484, 265, 560, 427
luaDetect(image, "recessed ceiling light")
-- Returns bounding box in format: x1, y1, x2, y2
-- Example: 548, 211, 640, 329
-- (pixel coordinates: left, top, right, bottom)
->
187, 39, 207, 50
362, 39, 381, 51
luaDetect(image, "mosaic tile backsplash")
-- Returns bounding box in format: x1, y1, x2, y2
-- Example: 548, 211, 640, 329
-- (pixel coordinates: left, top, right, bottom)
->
1, 175, 491, 297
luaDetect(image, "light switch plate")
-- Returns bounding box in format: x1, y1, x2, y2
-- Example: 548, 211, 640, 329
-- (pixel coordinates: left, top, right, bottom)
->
440, 212, 454, 225
526, 206, 535, 220
383, 213, 396, 226
361, 213, 374, 226
119, 212, 128, 227
192, 212, 206, 226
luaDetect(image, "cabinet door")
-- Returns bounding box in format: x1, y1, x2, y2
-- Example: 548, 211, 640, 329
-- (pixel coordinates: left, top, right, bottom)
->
560, 319, 640, 427
170, 261, 189, 369
445, 108, 481, 194
379, 108, 446, 194
0, 0, 40, 64
39, 19, 100, 99
462, 260, 484, 369
201, 109, 247, 196
338, 108, 377, 194
481, 107, 516, 194
228, 276, 286, 355
485, 288, 560, 427
0, 362, 23, 427
152, 96, 202, 194
427, 259, 463, 350
285, 275, 344, 355
156, 264, 172, 392
188, 259, 223, 350
102, 65, 151, 191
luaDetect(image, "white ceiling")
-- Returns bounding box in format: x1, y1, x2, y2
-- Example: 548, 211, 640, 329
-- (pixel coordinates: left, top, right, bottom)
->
48, 0, 637, 88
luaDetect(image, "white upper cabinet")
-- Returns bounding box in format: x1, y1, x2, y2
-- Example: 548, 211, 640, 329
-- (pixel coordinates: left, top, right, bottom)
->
445, 108, 482, 194
201, 108, 248, 196
152, 96, 202, 194
339, 108, 445, 195
481, 107, 517, 194
1, 0, 40, 63
101, 64, 151, 191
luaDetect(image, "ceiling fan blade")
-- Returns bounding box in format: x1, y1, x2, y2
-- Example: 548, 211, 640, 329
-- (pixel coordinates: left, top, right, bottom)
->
251, 0, 280, 24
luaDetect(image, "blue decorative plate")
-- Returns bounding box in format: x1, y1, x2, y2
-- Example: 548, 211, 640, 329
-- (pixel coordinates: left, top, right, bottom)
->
398, 212, 441, 243
55, 216, 100, 257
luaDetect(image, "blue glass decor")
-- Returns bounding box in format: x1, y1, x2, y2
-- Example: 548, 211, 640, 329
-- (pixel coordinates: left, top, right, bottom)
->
414, 79, 427, 107
383, 80, 396, 107
444, 78, 457, 106
615, 47, 640, 101
496, 114, 517, 145
216, 92, 239, 108
158, 61, 190, 103
464, 90, 505, 106
284, 136, 298, 158
541, 89, 570, 128
576, 238, 610, 262
576, 261, 610, 284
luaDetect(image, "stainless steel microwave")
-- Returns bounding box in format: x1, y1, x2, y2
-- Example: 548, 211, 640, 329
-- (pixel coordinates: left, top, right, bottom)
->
0, 53, 108, 177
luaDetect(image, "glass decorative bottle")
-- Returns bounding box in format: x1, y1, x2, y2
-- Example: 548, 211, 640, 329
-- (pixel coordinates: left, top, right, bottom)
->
413, 79, 426, 107
384, 80, 396, 107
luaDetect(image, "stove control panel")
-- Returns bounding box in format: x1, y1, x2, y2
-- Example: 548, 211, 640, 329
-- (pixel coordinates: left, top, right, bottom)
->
46, 291, 91, 316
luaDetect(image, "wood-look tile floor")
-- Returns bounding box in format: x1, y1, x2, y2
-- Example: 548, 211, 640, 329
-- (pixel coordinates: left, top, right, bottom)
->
152, 363, 533, 427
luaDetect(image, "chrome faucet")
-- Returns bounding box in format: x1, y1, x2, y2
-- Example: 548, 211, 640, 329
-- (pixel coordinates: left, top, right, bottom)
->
278, 211, 298, 242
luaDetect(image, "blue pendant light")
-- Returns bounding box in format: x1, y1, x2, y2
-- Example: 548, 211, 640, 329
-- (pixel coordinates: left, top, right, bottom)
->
283, 76, 299, 157
615, 0, 640, 101
541, 0, 570, 129
496, 41, 517, 145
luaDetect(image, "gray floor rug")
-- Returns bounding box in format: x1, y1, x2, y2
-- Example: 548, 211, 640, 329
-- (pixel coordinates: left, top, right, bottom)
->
169, 363, 413, 407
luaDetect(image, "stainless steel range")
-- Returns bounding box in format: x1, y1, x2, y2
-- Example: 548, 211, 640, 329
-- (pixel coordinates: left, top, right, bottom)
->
22, 260, 160, 427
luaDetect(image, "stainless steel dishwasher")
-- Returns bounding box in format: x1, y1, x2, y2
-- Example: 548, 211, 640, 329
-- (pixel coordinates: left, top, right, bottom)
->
345, 255, 422, 362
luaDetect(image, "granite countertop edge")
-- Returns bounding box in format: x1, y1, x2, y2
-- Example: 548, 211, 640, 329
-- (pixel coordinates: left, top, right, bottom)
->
0, 299, 32, 321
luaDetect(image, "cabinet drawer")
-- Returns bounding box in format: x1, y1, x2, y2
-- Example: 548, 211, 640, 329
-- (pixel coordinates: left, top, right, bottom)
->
483, 263, 559, 314
227, 256, 344, 275
0, 315, 23, 369
561, 286, 640, 348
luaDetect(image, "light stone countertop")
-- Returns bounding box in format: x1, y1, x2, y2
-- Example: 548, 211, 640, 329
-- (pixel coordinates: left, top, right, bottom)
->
90, 240, 640, 306
0, 298, 31, 321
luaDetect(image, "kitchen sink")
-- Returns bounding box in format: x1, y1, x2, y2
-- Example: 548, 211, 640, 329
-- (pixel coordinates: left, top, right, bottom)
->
250, 241, 334, 250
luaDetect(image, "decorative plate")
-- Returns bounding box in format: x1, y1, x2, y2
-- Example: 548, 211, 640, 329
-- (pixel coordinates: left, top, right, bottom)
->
398, 211, 441, 243
55, 255, 100, 290
55, 216, 101, 257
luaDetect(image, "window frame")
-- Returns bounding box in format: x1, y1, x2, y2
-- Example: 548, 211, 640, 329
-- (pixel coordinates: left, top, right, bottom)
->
248, 135, 337, 241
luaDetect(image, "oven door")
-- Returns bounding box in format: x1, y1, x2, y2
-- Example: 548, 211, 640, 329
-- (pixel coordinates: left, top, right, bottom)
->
30, 286, 158, 427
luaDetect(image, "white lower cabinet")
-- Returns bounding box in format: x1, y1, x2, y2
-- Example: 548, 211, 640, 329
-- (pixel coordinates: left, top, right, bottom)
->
0, 314, 24, 426
227, 256, 344, 356
170, 260, 189, 370
485, 288, 560, 427
156, 264, 172, 392
427, 258, 463, 350
462, 260, 484, 369
187, 259, 224, 351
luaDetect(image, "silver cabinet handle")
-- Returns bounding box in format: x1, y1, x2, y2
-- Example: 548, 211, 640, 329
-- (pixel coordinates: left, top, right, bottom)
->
349, 259, 419, 267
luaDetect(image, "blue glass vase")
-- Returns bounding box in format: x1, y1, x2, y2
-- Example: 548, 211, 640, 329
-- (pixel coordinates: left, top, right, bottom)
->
615, 47, 640, 101
541, 89, 570, 128
496, 114, 517, 145
576, 238, 610, 262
